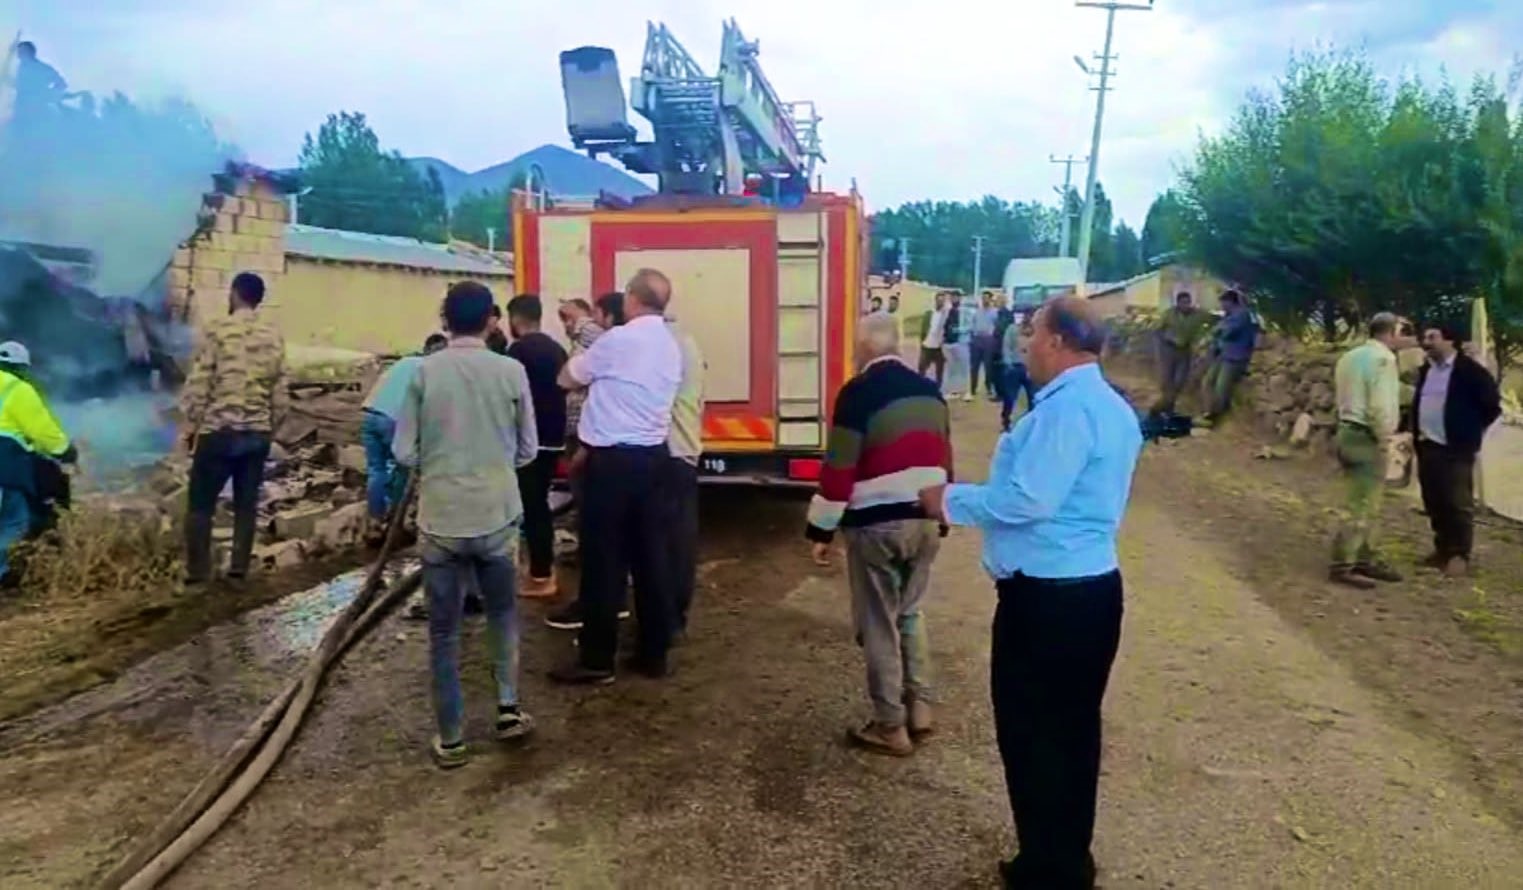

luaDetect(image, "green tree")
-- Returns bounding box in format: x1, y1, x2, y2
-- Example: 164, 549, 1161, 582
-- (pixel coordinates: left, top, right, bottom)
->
1175, 49, 1520, 358
1110, 222, 1144, 281
1468, 74, 1523, 371
297, 112, 447, 241
1140, 190, 1189, 266
449, 172, 533, 251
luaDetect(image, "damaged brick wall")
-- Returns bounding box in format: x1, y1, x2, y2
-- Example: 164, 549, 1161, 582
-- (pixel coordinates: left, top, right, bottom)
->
166, 173, 289, 330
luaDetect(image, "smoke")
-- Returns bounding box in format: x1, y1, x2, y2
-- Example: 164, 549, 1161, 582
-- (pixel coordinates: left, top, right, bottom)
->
0, 48, 240, 299
0, 41, 236, 484
52, 391, 178, 488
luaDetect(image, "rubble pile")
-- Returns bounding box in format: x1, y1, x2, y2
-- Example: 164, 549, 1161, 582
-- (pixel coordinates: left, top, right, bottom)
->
117, 372, 383, 577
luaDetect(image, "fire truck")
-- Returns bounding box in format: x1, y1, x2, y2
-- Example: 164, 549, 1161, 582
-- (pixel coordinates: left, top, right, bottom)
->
515, 20, 865, 487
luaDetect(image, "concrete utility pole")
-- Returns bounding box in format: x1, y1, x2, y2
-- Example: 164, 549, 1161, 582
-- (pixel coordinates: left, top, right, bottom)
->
1050, 154, 1088, 258
1074, 0, 1153, 283
971, 235, 986, 297
897, 237, 912, 280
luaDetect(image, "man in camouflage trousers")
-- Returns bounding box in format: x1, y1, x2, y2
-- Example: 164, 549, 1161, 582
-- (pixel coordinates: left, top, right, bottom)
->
179, 272, 289, 585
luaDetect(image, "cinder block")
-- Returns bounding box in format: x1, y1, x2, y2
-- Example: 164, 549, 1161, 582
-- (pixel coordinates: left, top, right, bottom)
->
196, 250, 234, 272
263, 199, 290, 223
213, 214, 235, 233
172, 247, 193, 269
168, 267, 191, 290
233, 214, 264, 236
192, 268, 226, 289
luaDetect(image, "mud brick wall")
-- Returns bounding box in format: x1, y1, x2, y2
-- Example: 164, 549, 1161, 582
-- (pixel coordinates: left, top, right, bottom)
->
165, 176, 289, 331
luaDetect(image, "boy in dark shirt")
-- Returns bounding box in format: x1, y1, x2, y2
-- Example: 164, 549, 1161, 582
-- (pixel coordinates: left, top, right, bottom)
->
506, 294, 569, 597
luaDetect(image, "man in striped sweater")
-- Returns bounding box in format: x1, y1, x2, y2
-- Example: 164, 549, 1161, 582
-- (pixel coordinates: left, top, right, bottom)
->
806, 313, 953, 756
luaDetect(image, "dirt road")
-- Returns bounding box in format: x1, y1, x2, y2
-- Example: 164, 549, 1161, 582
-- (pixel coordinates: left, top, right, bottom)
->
4, 398, 1522, 888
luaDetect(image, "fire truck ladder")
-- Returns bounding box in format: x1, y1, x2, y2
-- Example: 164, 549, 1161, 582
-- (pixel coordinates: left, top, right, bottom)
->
561, 19, 825, 196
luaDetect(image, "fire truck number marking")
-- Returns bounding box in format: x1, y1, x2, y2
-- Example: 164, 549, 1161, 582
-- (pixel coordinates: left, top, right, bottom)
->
702, 458, 728, 475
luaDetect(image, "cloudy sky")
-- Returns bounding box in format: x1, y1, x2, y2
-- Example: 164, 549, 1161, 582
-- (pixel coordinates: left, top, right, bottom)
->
5, 0, 1519, 227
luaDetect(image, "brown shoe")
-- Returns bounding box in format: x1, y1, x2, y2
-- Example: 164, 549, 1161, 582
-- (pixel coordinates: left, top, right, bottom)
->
847, 722, 913, 757
907, 699, 934, 738
520, 574, 559, 599
1442, 556, 1470, 578
1329, 567, 1377, 590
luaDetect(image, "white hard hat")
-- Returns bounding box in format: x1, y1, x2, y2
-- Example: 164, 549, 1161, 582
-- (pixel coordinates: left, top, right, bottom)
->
0, 341, 31, 367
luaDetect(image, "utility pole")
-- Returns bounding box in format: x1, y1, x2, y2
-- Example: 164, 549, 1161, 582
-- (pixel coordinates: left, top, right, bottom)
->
486, 227, 497, 253
971, 235, 986, 297
1050, 154, 1087, 258
897, 237, 912, 280
1074, 0, 1153, 284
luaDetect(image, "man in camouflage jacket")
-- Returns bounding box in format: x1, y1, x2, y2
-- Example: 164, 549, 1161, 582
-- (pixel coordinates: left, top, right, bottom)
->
179, 272, 289, 584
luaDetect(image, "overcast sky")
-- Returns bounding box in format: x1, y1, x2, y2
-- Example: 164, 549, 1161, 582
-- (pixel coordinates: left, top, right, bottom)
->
6, 1, 1520, 227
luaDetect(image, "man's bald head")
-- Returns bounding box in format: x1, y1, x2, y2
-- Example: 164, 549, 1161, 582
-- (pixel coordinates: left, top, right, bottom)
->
625, 268, 672, 318
1027, 296, 1108, 386
1038, 296, 1108, 355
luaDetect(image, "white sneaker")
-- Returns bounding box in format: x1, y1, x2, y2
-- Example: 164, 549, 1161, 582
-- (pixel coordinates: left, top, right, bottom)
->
961, 393, 974, 402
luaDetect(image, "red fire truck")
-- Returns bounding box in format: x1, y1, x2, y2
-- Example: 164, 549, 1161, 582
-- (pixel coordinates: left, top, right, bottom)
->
518, 20, 865, 486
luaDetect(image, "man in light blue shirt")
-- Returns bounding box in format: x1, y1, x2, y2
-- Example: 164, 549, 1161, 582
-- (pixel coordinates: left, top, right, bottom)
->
920, 296, 1141, 889
361, 333, 447, 522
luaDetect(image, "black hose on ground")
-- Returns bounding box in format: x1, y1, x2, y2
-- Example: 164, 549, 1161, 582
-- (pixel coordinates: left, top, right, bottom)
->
99, 477, 420, 890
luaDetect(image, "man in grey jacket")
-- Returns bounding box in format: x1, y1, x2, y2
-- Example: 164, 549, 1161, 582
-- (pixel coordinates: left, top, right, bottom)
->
394, 281, 540, 769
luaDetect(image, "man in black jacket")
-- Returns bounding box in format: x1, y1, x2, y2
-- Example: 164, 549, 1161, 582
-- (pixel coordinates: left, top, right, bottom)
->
1411, 325, 1502, 577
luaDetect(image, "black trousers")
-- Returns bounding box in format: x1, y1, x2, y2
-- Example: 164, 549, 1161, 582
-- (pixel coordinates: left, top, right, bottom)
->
577, 444, 674, 671
186, 429, 271, 581
1417, 440, 1476, 560
516, 449, 559, 579
664, 457, 700, 631
992, 571, 1123, 889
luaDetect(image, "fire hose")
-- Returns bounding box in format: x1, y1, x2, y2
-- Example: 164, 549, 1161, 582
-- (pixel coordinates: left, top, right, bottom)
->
98, 476, 421, 890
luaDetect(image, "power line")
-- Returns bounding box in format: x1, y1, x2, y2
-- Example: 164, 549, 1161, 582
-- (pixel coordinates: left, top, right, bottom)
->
1073, 0, 1153, 284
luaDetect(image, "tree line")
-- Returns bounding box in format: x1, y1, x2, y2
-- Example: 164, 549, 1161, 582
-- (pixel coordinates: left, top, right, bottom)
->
1166, 50, 1523, 369
867, 182, 1148, 293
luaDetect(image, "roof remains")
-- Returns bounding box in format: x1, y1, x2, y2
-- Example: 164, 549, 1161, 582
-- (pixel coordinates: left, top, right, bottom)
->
284, 224, 512, 277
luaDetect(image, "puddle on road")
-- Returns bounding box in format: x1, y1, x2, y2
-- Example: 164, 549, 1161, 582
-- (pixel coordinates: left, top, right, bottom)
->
0, 560, 420, 749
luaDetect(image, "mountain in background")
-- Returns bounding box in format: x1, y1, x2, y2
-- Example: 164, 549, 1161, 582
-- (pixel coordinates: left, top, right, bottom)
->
408, 144, 653, 204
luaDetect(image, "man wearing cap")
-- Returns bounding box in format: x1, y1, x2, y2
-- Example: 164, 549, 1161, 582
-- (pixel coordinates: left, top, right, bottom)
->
179, 272, 288, 585
0, 340, 77, 582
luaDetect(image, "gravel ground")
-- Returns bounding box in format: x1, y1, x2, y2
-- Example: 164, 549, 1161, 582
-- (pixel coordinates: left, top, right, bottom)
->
3, 395, 1521, 889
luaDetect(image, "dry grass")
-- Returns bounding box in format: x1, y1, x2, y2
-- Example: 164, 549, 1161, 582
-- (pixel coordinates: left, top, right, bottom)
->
11, 504, 181, 605
0, 502, 182, 722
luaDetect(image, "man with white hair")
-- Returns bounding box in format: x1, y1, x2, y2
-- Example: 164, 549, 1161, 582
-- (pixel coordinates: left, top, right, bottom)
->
806, 312, 953, 756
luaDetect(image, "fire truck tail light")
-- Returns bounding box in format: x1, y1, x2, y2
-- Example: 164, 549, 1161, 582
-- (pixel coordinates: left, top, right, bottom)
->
787, 459, 822, 481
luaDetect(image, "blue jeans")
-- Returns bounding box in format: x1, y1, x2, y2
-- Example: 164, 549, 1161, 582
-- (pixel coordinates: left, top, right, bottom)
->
422, 524, 521, 745
1000, 364, 1036, 428
0, 486, 31, 580
361, 411, 405, 520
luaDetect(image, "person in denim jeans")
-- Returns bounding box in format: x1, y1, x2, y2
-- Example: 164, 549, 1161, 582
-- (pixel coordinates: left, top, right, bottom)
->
360, 334, 447, 524
394, 282, 540, 768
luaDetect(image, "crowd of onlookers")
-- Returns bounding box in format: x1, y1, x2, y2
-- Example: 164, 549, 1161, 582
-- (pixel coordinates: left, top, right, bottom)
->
170, 268, 703, 770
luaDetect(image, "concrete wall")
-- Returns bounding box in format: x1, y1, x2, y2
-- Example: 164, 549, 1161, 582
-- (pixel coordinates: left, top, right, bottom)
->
280, 259, 513, 355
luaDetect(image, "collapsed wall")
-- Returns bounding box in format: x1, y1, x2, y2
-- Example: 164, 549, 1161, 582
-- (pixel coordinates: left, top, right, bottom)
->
164, 164, 292, 328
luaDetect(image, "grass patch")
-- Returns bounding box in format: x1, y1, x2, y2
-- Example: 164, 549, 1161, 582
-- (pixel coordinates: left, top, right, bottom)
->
1453, 586, 1523, 657
10, 505, 181, 606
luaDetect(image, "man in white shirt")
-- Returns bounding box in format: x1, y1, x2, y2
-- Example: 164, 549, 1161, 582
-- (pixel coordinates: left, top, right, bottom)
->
550, 269, 683, 684
917, 292, 950, 385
